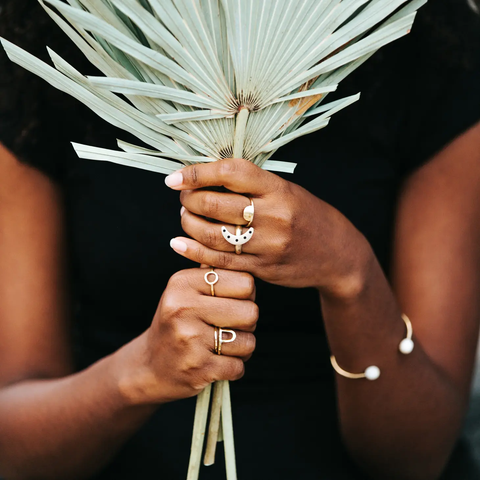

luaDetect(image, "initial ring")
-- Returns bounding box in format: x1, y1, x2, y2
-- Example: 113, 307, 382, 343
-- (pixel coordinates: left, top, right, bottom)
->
243, 198, 254, 227
214, 327, 237, 355
221, 225, 254, 255
204, 268, 218, 297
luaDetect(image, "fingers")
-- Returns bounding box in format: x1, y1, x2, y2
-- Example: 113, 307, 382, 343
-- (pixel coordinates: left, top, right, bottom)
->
200, 296, 259, 332
205, 326, 256, 360
170, 268, 255, 300
180, 189, 253, 225
208, 356, 245, 382
170, 237, 256, 272
165, 157, 279, 195
180, 209, 264, 254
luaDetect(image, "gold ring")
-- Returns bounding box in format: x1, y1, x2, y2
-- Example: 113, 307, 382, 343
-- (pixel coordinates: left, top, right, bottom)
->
204, 268, 218, 297
214, 327, 219, 354
243, 198, 254, 228
215, 328, 236, 355
235, 225, 242, 255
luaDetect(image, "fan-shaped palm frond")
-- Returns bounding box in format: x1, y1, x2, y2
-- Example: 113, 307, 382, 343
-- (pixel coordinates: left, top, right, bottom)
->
2, 0, 426, 175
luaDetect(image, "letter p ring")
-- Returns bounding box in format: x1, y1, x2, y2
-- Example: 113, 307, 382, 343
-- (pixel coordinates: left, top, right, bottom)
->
214, 327, 237, 355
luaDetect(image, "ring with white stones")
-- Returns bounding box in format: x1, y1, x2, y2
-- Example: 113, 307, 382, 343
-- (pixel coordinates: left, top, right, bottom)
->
221, 225, 254, 255
243, 198, 254, 228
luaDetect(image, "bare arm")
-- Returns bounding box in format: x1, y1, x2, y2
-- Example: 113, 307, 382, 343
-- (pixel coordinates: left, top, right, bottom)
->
320, 122, 480, 480
0, 144, 256, 479
0, 145, 157, 479
166, 124, 480, 480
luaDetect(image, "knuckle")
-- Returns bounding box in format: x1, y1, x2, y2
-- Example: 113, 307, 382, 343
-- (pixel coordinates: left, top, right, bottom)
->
221, 358, 245, 381
173, 321, 200, 346
231, 359, 245, 380
271, 233, 291, 254
249, 302, 260, 324
203, 226, 219, 248
180, 212, 188, 231
276, 207, 295, 231
214, 358, 245, 382
241, 273, 256, 298
244, 333, 256, 355
218, 251, 233, 269
203, 359, 221, 384
193, 244, 207, 264
168, 270, 189, 289
160, 294, 184, 320
203, 192, 220, 218
189, 165, 200, 187
180, 355, 202, 377
179, 190, 186, 204
242, 301, 259, 329
278, 177, 293, 198
233, 157, 249, 168
202, 367, 217, 386
218, 159, 238, 180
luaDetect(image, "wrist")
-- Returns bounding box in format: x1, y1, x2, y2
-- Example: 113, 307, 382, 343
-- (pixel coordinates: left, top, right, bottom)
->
110, 332, 167, 408
317, 228, 375, 303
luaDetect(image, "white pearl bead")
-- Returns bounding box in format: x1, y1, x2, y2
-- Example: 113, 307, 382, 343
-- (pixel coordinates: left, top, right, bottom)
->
364, 366, 380, 381
399, 338, 414, 355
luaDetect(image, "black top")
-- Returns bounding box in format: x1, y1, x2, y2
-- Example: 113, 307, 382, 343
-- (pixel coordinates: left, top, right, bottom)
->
2, 2, 480, 479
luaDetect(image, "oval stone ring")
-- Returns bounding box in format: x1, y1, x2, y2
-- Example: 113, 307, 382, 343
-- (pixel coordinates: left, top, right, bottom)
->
243, 198, 254, 227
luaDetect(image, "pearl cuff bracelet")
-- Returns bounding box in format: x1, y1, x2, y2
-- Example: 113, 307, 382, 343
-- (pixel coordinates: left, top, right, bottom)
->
330, 313, 414, 381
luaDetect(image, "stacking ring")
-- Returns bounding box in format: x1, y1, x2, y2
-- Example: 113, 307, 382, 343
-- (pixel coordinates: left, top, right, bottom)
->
204, 268, 218, 297
221, 225, 254, 255
235, 225, 243, 255
243, 198, 254, 228
214, 327, 237, 355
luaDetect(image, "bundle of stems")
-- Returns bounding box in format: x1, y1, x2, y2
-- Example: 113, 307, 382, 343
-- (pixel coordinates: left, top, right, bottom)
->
188, 108, 250, 480
1, 1, 427, 478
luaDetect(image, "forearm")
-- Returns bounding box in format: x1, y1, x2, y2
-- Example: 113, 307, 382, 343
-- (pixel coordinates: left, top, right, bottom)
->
0, 338, 156, 480
320, 241, 464, 480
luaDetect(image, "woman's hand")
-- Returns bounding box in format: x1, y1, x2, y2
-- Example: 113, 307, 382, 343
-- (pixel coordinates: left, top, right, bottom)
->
166, 158, 371, 296
119, 268, 258, 406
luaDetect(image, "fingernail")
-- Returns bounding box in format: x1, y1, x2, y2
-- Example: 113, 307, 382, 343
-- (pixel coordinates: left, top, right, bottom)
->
170, 238, 187, 253
180, 206, 185, 216
165, 171, 183, 188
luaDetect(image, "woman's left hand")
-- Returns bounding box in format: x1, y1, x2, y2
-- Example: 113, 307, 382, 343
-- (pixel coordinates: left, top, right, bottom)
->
166, 158, 370, 295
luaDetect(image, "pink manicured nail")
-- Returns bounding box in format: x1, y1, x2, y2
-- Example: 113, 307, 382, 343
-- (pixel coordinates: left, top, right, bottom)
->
180, 206, 186, 216
170, 238, 187, 253
165, 172, 183, 188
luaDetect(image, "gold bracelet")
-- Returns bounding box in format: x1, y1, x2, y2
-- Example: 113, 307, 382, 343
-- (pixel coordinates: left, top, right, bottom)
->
330, 355, 381, 381
330, 313, 414, 381
399, 313, 414, 354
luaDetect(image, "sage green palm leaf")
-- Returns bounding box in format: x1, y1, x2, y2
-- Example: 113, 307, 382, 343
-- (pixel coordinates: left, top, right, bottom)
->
1, 0, 426, 175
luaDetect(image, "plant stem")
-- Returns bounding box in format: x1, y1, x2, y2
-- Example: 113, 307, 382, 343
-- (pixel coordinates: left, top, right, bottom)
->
187, 384, 212, 480
218, 421, 224, 442
219, 107, 249, 479
203, 381, 224, 466
233, 107, 250, 159
190, 107, 248, 478
222, 380, 237, 480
